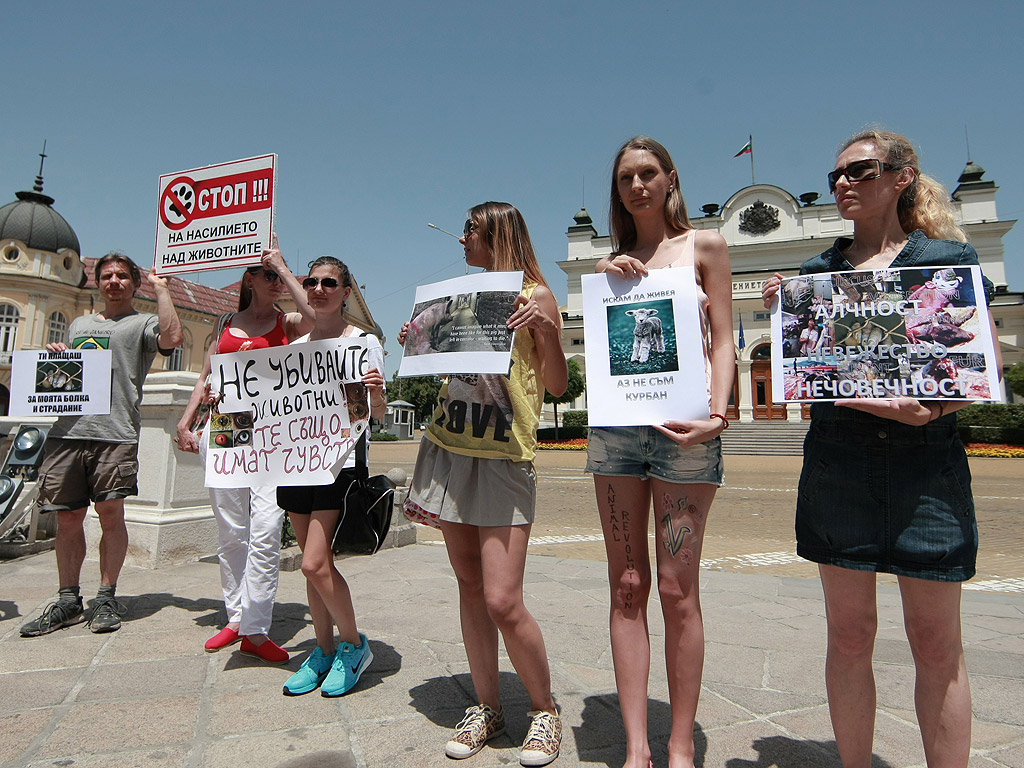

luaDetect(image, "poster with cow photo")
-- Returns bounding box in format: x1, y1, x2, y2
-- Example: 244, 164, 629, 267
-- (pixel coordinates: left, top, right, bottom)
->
582, 268, 710, 427
398, 271, 523, 376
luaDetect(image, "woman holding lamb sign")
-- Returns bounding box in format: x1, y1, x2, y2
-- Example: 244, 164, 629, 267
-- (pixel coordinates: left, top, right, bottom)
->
277, 256, 386, 697
587, 136, 733, 768
761, 130, 999, 768
398, 202, 567, 766
176, 236, 313, 663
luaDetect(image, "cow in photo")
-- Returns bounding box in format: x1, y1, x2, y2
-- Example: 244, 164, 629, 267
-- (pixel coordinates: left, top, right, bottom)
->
626, 308, 665, 363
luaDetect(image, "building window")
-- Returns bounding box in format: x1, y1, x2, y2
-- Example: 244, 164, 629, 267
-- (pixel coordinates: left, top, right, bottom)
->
47, 312, 68, 345
571, 338, 585, 345
0, 304, 20, 359
165, 345, 185, 371
754, 311, 770, 321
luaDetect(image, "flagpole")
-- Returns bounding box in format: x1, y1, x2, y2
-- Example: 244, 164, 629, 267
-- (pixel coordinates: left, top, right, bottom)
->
749, 134, 755, 185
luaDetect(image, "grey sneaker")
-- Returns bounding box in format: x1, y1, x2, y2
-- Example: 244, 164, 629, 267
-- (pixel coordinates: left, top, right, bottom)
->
519, 710, 561, 766
445, 704, 506, 759
88, 597, 127, 633
20, 599, 85, 637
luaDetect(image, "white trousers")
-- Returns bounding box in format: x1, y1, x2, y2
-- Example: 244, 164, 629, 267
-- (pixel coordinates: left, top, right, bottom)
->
208, 484, 284, 636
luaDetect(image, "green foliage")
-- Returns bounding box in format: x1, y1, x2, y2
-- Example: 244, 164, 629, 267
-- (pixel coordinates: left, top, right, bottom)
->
389, 373, 443, 421
1006, 362, 1024, 398
956, 403, 1024, 445
544, 358, 586, 407
562, 410, 588, 427
370, 431, 399, 441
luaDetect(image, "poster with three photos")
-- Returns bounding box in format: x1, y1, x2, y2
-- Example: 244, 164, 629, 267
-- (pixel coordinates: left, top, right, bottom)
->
770, 265, 1000, 402
582, 268, 710, 427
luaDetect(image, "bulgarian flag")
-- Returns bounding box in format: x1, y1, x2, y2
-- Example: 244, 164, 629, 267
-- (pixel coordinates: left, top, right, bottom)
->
733, 137, 752, 157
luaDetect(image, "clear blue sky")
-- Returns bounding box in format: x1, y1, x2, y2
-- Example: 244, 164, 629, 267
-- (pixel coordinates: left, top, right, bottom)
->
5, 1, 1021, 363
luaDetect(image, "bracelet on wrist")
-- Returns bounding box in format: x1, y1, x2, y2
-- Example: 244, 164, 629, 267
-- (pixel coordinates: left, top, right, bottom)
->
709, 413, 730, 430
932, 402, 945, 421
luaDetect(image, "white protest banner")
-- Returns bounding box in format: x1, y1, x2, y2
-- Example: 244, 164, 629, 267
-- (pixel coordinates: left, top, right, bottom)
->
582, 268, 710, 427
771, 265, 1000, 402
153, 154, 276, 276
8, 349, 112, 417
398, 271, 523, 376
205, 337, 379, 488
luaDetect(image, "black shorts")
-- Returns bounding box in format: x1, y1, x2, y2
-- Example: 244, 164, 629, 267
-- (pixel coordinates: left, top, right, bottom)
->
277, 467, 360, 515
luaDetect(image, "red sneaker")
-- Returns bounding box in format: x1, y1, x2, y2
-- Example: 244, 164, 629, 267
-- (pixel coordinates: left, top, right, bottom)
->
240, 636, 289, 664
205, 626, 240, 653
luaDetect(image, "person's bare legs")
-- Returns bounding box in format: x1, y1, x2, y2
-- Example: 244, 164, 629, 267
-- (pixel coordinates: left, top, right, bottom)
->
651, 480, 717, 768
595, 475, 653, 768
442, 520, 502, 709
899, 576, 971, 768
442, 521, 556, 714
291, 510, 359, 652
56, 507, 88, 589
93, 498, 128, 587
478, 524, 556, 713
819, 565, 879, 768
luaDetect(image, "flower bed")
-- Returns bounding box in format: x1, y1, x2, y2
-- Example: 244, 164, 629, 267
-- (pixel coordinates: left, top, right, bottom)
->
964, 443, 1024, 458
537, 438, 588, 451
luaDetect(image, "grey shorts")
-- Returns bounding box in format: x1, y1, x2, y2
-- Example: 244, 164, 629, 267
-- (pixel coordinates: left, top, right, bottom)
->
407, 438, 536, 527
37, 438, 140, 512
585, 426, 724, 486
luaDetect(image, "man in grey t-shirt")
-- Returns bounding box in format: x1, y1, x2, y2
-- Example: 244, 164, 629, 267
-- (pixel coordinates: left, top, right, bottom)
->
21, 253, 183, 637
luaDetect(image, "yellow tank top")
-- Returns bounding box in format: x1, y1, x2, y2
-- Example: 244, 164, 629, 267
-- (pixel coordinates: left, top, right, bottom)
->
425, 283, 543, 462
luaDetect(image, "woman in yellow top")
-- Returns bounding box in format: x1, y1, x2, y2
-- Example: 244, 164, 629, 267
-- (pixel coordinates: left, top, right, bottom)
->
399, 202, 567, 766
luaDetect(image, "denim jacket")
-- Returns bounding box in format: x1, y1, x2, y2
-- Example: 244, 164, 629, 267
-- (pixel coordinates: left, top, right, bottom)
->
800, 229, 994, 301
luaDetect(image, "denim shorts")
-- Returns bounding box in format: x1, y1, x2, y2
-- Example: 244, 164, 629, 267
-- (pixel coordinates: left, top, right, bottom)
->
585, 426, 724, 486
796, 409, 977, 582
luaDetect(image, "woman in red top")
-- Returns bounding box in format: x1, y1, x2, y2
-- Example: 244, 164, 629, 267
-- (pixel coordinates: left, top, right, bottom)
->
176, 236, 313, 661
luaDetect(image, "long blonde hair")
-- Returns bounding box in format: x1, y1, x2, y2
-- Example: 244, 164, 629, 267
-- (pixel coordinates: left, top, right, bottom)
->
840, 130, 966, 242
609, 136, 693, 254
468, 202, 550, 289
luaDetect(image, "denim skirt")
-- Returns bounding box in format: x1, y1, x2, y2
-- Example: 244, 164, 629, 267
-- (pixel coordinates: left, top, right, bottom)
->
796, 407, 977, 582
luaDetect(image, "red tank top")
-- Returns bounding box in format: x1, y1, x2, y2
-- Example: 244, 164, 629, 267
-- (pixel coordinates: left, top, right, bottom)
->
217, 312, 289, 353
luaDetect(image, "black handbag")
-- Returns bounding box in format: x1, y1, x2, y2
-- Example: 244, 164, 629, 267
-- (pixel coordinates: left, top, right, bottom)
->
332, 436, 395, 556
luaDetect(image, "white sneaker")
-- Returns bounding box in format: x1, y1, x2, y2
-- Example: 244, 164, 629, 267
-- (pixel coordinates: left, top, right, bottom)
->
445, 704, 506, 759
519, 710, 561, 766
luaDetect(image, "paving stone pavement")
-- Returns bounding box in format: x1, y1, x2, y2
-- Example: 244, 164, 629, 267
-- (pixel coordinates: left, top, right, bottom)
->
2, 539, 1023, 768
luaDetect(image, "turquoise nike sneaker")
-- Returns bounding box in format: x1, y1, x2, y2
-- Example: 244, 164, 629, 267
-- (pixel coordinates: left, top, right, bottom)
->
321, 633, 373, 697
283, 646, 335, 696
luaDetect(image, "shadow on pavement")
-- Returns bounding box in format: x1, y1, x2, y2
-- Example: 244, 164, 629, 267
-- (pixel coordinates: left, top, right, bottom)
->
576, 693, 707, 767
724, 735, 894, 768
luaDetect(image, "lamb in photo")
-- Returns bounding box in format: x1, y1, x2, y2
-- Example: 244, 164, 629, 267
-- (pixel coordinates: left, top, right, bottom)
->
626, 308, 665, 363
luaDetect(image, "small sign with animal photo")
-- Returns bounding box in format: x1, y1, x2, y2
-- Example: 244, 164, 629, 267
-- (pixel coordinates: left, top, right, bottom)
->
770, 266, 1000, 402
398, 271, 523, 377
582, 268, 711, 427
8, 349, 113, 417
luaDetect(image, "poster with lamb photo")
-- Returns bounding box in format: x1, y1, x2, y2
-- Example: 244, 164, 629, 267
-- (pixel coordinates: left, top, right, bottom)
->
582, 268, 710, 427
770, 265, 1000, 402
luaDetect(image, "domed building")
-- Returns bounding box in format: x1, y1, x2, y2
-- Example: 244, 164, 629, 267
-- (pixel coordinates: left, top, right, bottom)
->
0, 159, 89, 415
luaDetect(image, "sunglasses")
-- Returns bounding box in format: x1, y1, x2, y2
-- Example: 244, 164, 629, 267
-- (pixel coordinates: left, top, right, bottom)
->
302, 276, 340, 290
247, 268, 280, 282
827, 159, 895, 193
463, 219, 478, 236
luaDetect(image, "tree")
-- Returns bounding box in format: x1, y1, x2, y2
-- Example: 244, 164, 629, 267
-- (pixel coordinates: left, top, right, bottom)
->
544, 358, 586, 438
389, 373, 443, 424
1007, 362, 1024, 398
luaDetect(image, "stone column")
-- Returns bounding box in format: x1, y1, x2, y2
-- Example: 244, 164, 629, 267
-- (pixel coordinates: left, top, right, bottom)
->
84, 371, 218, 568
